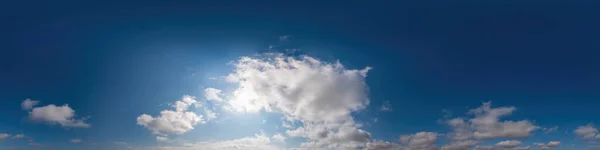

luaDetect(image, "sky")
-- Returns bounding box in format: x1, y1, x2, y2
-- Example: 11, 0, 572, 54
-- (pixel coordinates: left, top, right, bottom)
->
1, 0, 600, 150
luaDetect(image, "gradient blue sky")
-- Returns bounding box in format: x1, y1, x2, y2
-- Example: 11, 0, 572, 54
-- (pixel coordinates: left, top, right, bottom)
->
1, 0, 599, 150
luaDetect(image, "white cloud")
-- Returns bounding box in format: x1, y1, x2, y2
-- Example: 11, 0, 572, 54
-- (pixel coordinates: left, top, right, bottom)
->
21, 99, 39, 110
446, 102, 539, 140
379, 101, 392, 112
542, 126, 558, 133
475, 145, 495, 150
441, 140, 478, 150
224, 55, 370, 122
12, 134, 25, 139
0, 133, 10, 139
398, 132, 439, 150
204, 88, 224, 102
156, 136, 169, 142
281, 121, 294, 129
286, 120, 371, 149
574, 124, 598, 139
495, 140, 522, 149
468, 102, 539, 139
365, 140, 402, 150
146, 133, 282, 150
137, 95, 203, 135
446, 118, 472, 140
172, 95, 197, 112
547, 141, 560, 147
271, 133, 285, 143
224, 55, 372, 148
511, 146, 531, 150
534, 141, 561, 150
28, 103, 91, 128
70, 139, 82, 143
204, 109, 217, 121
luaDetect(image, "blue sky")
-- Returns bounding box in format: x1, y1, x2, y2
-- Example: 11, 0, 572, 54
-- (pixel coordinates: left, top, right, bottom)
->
1, 0, 600, 150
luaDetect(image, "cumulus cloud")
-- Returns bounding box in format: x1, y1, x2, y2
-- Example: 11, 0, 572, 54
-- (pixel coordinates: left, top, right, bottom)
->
27, 101, 91, 128
511, 146, 531, 150
398, 132, 439, 150
156, 136, 169, 142
224, 55, 370, 121
70, 139, 82, 143
137, 95, 203, 135
468, 102, 539, 139
0, 133, 10, 139
204, 88, 224, 102
223, 54, 372, 148
534, 141, 560, 150
475, 145, 495, 150
271, 133, 285, 143
574, 124, 598, 139
441, 140, 478, 150
21, 99, 39, 110
204, 109, 217, 121
446, 118, 473, 140
172, 95, 198, 112
146, 133, 282, 150
12, 134, 26, 139
495, 140, 522, 149
446, 102, 539, 140
286, 120, 371, 149
365, 140, 402, 150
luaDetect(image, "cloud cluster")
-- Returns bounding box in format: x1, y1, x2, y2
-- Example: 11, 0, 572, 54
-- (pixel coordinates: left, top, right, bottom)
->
23, 99, 91, 128
204, 88, 224, 102
574, 124, 600, 148
441, 140, 478, 150
398, 132, 439, 150
126, 53, 571, 149
494, 140, 523, 149
137, 95, 203, 135
365, 140, 402, 150
445, 102, 539, 142
146, 133, 282, 150
271, 133, 286, 143
0, 133, 10, 139
287, 121, 371, 149
221, 55, 372, 148
533, 141, 560, 150
574, 124, 599, 139
156, 136, 169, 142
